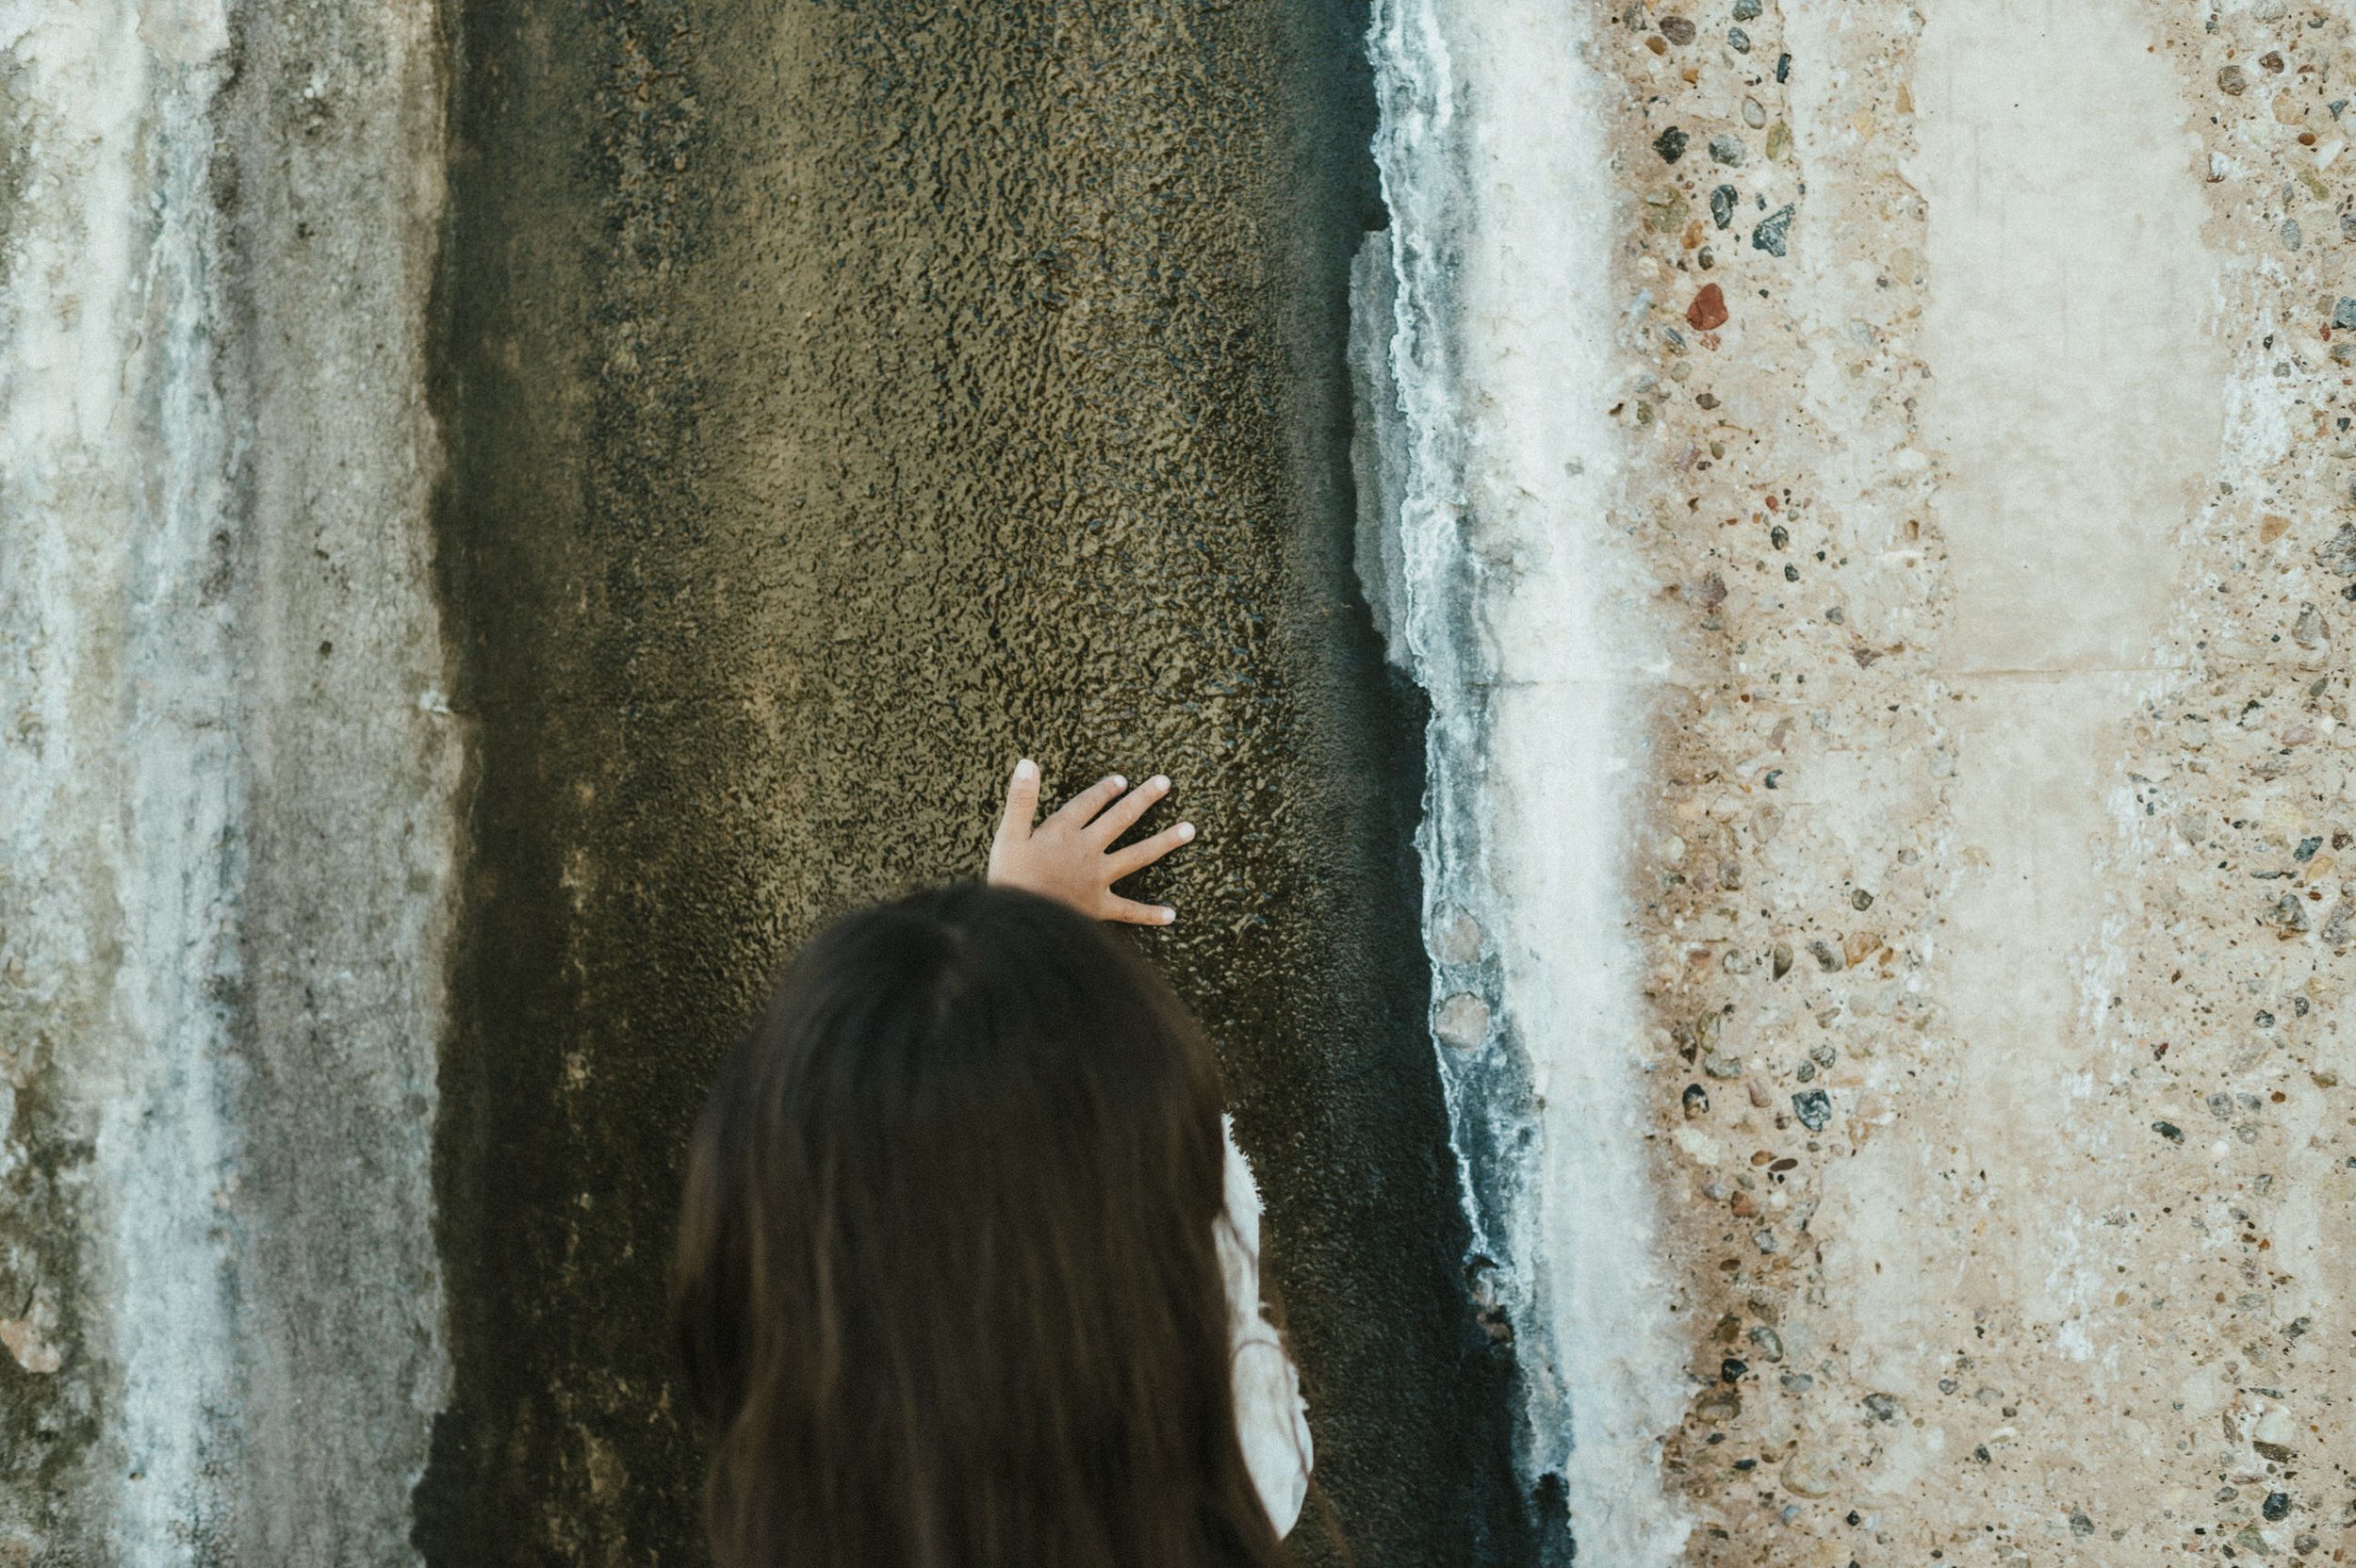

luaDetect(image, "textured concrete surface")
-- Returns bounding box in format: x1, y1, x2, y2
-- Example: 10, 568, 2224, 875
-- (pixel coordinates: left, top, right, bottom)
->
1366, 0, 2356, 1559
0, 0, 454, 1560
421, 0, 1527, 1562
5, 0, 1532, 1560
25, 0, 2356, 1559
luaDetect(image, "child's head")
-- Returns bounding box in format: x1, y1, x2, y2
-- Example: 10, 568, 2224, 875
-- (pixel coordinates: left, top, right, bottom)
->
671, 881, 1287, 1568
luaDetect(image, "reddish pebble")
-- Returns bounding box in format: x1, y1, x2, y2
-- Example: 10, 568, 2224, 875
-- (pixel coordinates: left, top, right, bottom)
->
1687, 283, 1729, 331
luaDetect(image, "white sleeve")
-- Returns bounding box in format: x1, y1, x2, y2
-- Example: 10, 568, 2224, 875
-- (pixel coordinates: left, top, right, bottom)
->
1217, 1114, 1314, 1539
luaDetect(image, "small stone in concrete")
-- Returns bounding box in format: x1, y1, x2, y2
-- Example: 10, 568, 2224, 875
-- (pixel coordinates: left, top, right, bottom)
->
2263, 891, 2310, 936
1792, 1088, 1832, 1131
1435, 992, 1492, 1050
1655, 125, 1690, 163
1727, 25, 1751, 52
1754, 203, 1796, 255
1709, 133, 1746, 166
1747, 1325, 1783, 1361
1684, 1083, 1710, 1117
1731, 0, 1760, 17
0, 1315, 62, 1376
1432, 906, 1486, 965
2220, 64, 2250, 95
2265, 1492, 2291, 1521
2334, 298, 2356, 330
2313, 522, 2356, 575
2154, 1120, 2184, 1142
1659, 15, 1695, 44
1710, 185, 1737, 229
1688, 283, 1729, 330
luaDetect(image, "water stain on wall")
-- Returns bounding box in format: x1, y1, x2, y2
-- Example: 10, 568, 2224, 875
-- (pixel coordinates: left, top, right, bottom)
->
419, 0, 1530, 1561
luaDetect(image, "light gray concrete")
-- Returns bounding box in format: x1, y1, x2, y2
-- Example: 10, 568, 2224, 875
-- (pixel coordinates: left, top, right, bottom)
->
0, 0, 454, 1559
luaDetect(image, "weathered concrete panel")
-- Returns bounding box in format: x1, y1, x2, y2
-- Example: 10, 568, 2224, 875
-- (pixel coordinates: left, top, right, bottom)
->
0, 0, 454, 1560
31, 0, 2356, 1556
1366, 0, 2356, 1559
420, 0, 1528, 1562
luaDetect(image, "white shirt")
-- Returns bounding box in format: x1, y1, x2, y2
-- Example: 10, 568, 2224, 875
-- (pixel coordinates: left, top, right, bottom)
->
1217, 1116, 1314, 1538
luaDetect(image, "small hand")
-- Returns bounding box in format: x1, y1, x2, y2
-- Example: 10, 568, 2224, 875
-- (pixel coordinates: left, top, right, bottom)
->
987, 759, 1196, 925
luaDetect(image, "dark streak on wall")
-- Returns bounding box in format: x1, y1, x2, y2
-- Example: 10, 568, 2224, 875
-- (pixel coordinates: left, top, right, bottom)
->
419, 0, 1530, 1561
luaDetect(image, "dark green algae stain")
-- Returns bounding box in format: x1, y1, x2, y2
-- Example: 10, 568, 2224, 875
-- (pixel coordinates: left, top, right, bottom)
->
420, 0, 1531, 1562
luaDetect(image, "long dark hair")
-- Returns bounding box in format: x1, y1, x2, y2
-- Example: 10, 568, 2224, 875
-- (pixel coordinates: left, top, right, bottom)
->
672, 882, 1290, 1568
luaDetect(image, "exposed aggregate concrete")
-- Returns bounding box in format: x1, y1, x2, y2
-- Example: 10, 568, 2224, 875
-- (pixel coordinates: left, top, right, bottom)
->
1597, 0, 2356, 1559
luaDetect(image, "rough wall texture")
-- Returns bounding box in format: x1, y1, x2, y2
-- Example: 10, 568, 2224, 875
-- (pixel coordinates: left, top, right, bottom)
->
6, 0, 1533, 1560
421, 0, 1526, 1563
1359, 0, 2356, 1559
0, 0, 453, 1560
17, 0, 2356, 1560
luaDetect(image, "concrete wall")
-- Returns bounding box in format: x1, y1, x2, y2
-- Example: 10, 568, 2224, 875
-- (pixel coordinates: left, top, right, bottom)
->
9, 0, 2356, 1562
418, 0, 1525, 1561
1365, 0, 2356, 1560
4, 0, 1526, 1561
0, 0, 451, 1558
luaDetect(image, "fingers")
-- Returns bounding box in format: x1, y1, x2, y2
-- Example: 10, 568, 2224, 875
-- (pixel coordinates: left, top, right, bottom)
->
1043, 772, 1129, 833
995, 758, 1040, 847
1085, 775, 1170, 844
1102, 894, 1179, 926
1107, 819, 1196, 880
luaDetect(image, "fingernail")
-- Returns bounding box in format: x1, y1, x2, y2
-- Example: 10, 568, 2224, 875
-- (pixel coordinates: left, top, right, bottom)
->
1151, 775, 1170, 792
1110, 775, 1126, 791
1176, 822, 1195, 841
1014, 759, 1037, 781
1159, 906, 1178, 923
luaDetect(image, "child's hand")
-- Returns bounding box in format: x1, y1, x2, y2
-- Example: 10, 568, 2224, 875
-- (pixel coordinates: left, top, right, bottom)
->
987, 758, 1196, 925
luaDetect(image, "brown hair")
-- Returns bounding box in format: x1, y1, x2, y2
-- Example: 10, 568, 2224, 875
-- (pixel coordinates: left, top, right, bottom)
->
671, 882, 1290, 1568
